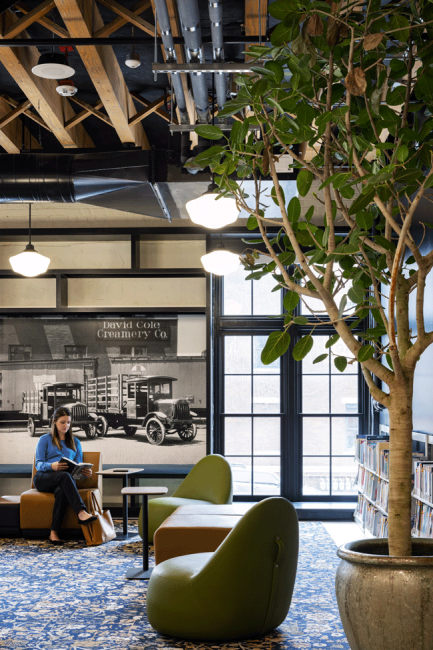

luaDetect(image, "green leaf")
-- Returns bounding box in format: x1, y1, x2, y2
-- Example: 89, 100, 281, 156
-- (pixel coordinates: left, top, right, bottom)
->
371, 308, 385, 327
283, 291, 300, 312
305, 205, 314, 222
338, 294, 348, 319
334, 356, 347, 372
293, 316, 309, 325
218, 98, 251, 118
348, 284, 365, 304
195, 125, 224, 140
264, 60, 284, 83
326, 334, 340, 348
287, 196, 301, 223
271, 185, 286, 206
348, 187, 376, 215
261, 331, 291, 365
313, 353, 328, 364
385, 353, 394, 370
247, 215, 258, 230
358, 345, 375, 362
397, 144, 409, 163
355, 211, 374, 231
297, 169, 314, 197
389, 15, 410, 42
293, 335, 314, 361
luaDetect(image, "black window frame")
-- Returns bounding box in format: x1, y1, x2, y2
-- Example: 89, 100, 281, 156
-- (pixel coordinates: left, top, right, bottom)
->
210, 232, 370, 503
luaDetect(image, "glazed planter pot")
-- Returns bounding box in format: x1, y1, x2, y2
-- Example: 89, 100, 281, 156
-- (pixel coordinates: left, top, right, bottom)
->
336, 539, 433, 650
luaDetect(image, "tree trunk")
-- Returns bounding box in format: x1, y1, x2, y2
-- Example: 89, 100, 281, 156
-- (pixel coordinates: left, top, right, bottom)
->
387, 379, 414, 557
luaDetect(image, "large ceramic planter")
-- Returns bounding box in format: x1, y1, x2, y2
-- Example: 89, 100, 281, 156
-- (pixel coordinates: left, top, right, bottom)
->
336, 538, 433, 650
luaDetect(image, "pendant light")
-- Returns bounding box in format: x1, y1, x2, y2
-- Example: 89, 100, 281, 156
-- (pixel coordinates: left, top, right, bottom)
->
201, 242, 240, 275
125, 26, 141, 68
186, 178, 240, 228
9, 204, 50, 277
32, 43, 75, 80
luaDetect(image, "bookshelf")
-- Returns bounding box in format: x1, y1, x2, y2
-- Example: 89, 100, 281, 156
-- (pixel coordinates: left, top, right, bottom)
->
355, 425, 433, 538
354, 435, 389, 537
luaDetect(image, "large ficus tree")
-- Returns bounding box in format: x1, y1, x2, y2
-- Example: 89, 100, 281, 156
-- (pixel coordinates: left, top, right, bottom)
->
187, 0, 433, 556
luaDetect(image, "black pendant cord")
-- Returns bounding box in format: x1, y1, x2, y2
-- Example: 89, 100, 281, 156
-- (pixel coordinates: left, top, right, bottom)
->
28, 203, 32, 247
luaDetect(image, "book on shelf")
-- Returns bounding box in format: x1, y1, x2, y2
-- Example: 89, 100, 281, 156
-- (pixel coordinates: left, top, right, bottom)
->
61, 457, 93, 480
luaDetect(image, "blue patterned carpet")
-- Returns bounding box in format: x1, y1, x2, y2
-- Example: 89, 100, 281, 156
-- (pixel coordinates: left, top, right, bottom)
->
0, 522, 349, 650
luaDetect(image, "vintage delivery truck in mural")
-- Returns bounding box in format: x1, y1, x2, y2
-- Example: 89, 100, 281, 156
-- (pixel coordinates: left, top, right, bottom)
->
83, 374, 198, 445
22, 382, 103, 439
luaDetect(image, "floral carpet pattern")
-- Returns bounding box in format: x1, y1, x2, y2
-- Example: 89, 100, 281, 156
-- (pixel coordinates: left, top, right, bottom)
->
0, 521, 349, 650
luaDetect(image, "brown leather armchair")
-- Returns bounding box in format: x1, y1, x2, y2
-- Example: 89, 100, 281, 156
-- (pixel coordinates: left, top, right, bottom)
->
20, 451, 103, 537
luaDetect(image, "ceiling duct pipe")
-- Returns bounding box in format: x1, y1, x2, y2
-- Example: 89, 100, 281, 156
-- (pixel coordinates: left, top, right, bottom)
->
153, 0, 189, 124
176, 0, 210, 123
208, 0, 228, 122
0, 151, 179, 220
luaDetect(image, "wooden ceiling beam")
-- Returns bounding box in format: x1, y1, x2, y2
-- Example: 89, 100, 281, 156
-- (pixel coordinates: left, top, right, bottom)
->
2, 94, 51, 131
96, 0, 155, 37
3, 0, 56, 39
244, 0, 267, 58
54, 0, 149, 149
0, 99, 31, 129
0, 10, 93, 149
64, 99, 104, 130
0, 96, 41, 153
14, 2, 70, 38
128, 96, 165, 126
69, 96, 113, 127
94, 0, 151, 38
130, 91, 178, 124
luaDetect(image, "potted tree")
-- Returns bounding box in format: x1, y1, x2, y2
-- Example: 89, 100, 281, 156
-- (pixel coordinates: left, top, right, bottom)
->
186, 0, 433, 647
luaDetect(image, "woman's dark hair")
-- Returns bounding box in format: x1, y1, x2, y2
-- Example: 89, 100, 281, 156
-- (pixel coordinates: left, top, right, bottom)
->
50, 406, 76, 452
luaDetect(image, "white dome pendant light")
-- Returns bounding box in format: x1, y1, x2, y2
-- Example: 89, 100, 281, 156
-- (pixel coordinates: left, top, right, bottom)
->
201, 241, 240, 275
186, 178, 239, 229
9, 204, 50, 277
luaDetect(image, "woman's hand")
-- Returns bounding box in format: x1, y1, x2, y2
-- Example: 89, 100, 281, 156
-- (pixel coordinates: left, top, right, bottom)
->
81, 467, 92, 477
51, 461, 68, 472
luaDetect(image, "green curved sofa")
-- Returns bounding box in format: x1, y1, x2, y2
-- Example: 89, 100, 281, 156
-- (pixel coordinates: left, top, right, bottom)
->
138, 454, 233, 542
146, 496, 299, 641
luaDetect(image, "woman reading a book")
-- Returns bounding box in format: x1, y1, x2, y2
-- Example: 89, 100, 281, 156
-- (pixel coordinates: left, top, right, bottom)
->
33, 406, 97, 545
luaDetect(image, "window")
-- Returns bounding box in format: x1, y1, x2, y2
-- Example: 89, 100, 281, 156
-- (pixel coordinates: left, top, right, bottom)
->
64, 345, 87, 359
301, 336, 360, 496
213, 235, 366, 502
9, 345, 31, 361
224, 335, 281, 496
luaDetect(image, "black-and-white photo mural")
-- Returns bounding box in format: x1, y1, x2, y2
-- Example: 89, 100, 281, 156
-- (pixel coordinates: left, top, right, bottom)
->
0, 315, 206, 467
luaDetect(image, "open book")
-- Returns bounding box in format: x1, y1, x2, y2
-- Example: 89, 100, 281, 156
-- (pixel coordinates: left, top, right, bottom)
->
61, 457, 93, 480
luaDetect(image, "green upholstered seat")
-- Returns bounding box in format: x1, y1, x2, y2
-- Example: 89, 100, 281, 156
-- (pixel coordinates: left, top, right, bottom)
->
138, 454, 233, 542
146, 496, 299, 641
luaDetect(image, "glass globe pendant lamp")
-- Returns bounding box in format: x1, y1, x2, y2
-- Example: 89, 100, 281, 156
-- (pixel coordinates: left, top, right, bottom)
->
201, 244, 240, 275
186, 179, 239, 229
9, 204, 50, 277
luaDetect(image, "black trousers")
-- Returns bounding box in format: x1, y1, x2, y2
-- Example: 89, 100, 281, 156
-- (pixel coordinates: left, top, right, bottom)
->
33, 471, 88, 532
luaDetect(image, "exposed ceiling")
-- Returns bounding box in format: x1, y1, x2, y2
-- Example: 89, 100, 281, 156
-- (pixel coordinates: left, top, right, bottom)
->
0, 0, 268, 154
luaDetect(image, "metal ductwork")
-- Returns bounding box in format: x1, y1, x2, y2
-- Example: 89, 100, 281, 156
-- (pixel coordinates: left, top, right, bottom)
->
176, 0, 210, 123
153, 0, 189, 124
208, 0, 228, 121
0, 151, 180, 221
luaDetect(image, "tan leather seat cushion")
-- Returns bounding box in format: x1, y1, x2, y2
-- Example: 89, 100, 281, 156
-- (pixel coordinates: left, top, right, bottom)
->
173, 503, 253, 517
20, 488, 102, 530
154, 511, 244, 564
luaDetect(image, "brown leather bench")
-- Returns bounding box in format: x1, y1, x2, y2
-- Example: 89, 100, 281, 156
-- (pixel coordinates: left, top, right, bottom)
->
153, 503, 253, 565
